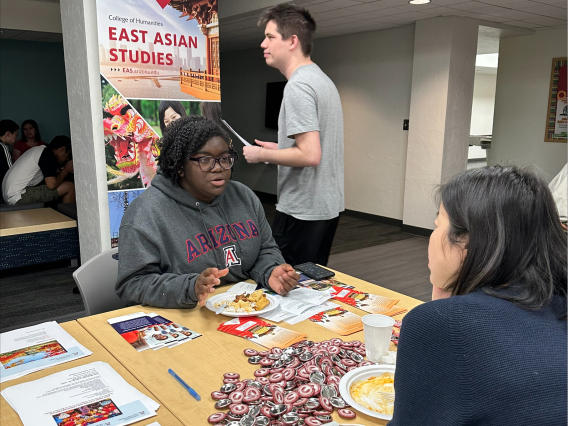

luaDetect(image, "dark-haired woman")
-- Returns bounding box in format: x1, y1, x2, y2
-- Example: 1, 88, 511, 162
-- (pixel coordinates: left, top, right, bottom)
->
12, 119, 45, 161
390, 165, 567, 425
116, 116, 299, 309
158, 100, 187, 135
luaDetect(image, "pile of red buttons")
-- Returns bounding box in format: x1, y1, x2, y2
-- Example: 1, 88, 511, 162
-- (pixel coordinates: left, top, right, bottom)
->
207, 338, 373, 425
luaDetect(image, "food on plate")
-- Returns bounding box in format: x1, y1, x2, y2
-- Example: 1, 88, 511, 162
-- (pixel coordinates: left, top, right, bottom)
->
215, 290, 270, 313
349, 372, 395, 415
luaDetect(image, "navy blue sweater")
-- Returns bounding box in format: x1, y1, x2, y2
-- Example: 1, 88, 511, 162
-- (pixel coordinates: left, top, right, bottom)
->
389, 291, 567, 425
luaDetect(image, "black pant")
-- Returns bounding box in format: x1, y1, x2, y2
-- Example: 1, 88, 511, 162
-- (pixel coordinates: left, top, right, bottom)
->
271, 211, 340, 267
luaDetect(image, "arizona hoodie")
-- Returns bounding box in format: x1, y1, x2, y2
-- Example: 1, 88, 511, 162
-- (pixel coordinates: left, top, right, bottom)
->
116, 172, 285, 309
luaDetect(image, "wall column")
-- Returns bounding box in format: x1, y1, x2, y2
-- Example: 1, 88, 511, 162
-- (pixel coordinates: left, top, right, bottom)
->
402, 16, 479, 232
60, 0, 111, 262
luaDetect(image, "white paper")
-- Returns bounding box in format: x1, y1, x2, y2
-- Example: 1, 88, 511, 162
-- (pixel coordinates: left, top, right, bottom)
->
146, 423, 162, 426
228, 282, 258, 294
0, 321, 92, 383
256, 306, 297, 323
285, 287, 332, 305
221, 119, 252, 146
1, 361, 158, 426
285, 301, 341, 325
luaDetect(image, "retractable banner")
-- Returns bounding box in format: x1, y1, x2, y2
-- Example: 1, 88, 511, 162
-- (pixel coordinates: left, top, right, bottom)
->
95, 0, 221, 245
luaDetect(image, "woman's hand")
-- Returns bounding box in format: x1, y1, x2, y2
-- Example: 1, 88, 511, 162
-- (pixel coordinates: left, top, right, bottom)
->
268, 264, 300, 296
195, 267, 229, 305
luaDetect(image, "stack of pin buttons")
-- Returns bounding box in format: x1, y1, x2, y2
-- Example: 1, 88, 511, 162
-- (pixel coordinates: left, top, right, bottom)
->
207, 339, 371, 425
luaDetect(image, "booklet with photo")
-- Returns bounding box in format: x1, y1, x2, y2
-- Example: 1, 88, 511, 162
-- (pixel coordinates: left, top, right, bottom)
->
217, 317, 306, 349
1, 361, 158, 426
0, 321, 92, 383
330, 286, 407, 317
298, 275, 355, 292
108, 312, 167, 352
308, 307, 364, 336
147, 313, 201, 349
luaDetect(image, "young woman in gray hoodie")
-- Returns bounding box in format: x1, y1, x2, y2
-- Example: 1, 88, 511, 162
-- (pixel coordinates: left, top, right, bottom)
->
116, 116, 299, 309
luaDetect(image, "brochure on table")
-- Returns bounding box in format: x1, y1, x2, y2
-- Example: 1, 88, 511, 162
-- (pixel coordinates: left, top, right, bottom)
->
108, 312, 201, 352
1, 361, 159, 426
0, 321, 92, 383
218, 317, 306, 349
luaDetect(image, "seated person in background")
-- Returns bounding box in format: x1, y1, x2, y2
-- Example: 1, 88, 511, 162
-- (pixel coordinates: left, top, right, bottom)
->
116, 116, 299, 309
158, 100, 187, 135
2, 135, 75, 205
390, 165, 566, 425
0, 119, 19, 186
12, 119, 46, 162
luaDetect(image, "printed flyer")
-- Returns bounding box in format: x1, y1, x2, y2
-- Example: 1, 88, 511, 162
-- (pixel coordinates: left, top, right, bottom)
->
330, 286, 408, 317
0, 322, 92, 383
217, 317, 307, 349
96, 0, 222, 245
308, 307, 364, 336
108, 312, 201, 352
1, 361, 159, 426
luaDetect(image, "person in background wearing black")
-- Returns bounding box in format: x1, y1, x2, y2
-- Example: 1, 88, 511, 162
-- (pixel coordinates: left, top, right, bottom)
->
390, 165, 566, 425
0, 119, 19, 186
2, 135, 75, 205
12, 119, 46, 162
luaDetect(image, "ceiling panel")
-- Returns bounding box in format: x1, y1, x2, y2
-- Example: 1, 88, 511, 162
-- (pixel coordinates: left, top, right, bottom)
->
220, 0, 566, 52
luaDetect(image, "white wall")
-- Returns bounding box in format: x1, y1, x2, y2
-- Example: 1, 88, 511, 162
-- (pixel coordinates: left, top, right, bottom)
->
0, 0, 62, 33
470, 72, 497, 136
491, 28, 567, 182
223, 24, 415, 220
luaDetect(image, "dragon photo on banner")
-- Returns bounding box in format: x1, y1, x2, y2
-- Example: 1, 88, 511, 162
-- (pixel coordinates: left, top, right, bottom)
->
96, 0, 222, 244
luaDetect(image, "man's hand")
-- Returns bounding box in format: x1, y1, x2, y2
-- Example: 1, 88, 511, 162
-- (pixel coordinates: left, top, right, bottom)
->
64, 160, 74, 173
254, 140, 278, 150
268, 264, 300, 296
195, 267, 229, 306
242, 146, 265, 164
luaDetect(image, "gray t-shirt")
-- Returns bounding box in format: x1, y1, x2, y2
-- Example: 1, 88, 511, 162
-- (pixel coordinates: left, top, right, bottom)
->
277, 63, 344, 221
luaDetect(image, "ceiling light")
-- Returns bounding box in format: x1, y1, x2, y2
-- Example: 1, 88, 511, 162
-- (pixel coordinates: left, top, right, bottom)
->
409, 0, 431, 4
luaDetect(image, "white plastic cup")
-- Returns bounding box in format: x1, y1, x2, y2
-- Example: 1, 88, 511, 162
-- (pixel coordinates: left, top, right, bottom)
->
362, 314, 395, 363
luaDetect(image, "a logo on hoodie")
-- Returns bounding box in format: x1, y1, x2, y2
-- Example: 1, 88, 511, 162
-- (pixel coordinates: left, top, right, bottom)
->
223, 245, 241, 267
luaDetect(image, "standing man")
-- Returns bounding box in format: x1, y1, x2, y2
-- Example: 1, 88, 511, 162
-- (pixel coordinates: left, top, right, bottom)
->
0, 119, 19, 185
242, 3, 344, 267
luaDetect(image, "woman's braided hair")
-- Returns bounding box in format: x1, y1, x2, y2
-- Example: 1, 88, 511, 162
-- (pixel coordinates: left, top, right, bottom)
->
157, 115, 236, 184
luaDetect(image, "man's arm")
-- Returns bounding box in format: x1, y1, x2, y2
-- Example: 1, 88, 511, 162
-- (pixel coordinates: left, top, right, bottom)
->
44, 160, 73, 190
243, 131, 321, 167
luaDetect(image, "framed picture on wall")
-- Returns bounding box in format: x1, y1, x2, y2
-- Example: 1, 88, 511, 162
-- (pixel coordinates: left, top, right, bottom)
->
545, 57, 567, 143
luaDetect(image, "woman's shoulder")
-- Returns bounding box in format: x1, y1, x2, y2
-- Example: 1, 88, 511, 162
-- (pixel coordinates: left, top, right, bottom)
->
13, 140, 27, 149
120, 186, 172, 226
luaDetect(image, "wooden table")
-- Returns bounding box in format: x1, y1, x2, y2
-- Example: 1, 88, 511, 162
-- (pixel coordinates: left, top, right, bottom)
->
77, 269, 423, 426
0, 321, 183, 426
0, 208, 76, 236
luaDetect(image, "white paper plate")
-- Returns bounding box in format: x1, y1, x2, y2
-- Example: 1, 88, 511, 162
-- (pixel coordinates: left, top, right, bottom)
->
205, 292, 280, 317
339, 364, 396, 420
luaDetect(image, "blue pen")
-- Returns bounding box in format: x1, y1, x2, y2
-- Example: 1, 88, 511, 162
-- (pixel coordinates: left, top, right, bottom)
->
168, 369, 201, 401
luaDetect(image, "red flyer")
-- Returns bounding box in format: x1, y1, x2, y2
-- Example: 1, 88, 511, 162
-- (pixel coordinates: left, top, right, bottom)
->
331, 286, 407, 317
217, 317, 306, 349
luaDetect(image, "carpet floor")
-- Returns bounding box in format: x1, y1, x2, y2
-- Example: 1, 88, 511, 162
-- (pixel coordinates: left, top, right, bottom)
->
1, 208, 420, 332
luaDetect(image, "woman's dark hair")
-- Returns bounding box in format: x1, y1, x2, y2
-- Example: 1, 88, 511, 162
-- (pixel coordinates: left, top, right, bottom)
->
438, 165, 567, 315
201, 102, 222, 126
20, 119, 42, 142
158, 101, 188, 135
157, 116, 236, 184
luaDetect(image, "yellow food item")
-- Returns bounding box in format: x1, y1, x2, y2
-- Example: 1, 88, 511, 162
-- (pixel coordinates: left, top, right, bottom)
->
254, 295, 270, 311
248, 289, 265, 302
350, 372, 395, 415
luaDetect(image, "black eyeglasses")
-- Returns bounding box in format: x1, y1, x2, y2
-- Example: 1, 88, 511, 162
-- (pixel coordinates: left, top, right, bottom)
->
188, 154, 235, 171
